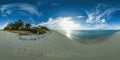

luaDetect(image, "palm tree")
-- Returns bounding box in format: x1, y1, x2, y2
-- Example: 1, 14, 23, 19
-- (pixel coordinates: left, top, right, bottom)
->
7, 23, 15, 30
15, 20, 24, 30
25, 23, 31, 31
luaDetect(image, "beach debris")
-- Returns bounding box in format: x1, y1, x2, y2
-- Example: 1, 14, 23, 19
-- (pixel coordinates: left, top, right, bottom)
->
19, 32, 28, 36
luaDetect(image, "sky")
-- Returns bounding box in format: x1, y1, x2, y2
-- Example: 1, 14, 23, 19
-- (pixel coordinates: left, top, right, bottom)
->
0, 0, 120, 30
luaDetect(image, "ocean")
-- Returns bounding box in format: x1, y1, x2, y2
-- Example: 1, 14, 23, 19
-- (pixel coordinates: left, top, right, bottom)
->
59, 30, 120, 44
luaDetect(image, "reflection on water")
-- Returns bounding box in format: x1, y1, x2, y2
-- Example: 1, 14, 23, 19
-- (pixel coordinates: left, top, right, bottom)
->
66, 30, 72, 37
59, 30, 119, 44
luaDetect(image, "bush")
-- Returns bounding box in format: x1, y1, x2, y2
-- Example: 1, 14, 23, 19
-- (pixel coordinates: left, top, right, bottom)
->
30, 26, 49, 35
4, 27, 10, 30
40, 26, 50, 31
38, 29, 47, 34
30, 28, 38, 34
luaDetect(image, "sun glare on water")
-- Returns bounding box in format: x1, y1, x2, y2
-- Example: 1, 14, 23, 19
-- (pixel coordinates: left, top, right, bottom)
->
66, 30, 72, 37
58, 17, 80, 37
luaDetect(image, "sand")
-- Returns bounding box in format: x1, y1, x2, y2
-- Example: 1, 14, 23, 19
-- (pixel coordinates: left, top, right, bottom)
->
0, 31, 120, 60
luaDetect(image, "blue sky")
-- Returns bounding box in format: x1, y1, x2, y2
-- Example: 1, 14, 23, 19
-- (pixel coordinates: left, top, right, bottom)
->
0, 0, 120, 30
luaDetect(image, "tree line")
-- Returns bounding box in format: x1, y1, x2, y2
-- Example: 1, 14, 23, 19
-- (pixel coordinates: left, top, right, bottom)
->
4, 20, 50, 35
4, 20, 31, 31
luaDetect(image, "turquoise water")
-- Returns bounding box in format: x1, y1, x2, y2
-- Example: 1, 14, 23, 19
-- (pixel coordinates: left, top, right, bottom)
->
59, 30, 120, 44
70, 30, 119, 38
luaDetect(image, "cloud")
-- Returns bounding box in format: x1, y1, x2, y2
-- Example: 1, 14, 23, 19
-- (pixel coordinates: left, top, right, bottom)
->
0, 19, 9, 29
0, 3, 119, 30
101, 19, 106, 23
0, 3, 41, 25
37, 13, 120, 30
29, 18, 35, 24
29, 18, 38, 27
0, 3, 41, 30
0, 22, 9, 29
0, 3, 41, 17
38, 17, 81, 30
75, 16, 85, 18
86, 4, 120, 24
1, 14, 7, 17
37, 16, 112, 30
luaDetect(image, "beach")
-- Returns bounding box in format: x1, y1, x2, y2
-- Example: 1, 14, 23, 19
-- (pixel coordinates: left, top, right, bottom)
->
0, 31, 120, 60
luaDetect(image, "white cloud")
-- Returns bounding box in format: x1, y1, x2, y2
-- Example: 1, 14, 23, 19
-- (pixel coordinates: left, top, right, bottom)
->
101, 19, 106, 23
86, 4, 120, 24
76, 16, 85, 18
1, 14, 7, 17
38, 17, 82, 30
0, 3, 119, 30
29, 18, 35, 23
37, 15, 119, 30
37, 17, 114, 30
0, 23, 9, 29
0, 3, 41, 17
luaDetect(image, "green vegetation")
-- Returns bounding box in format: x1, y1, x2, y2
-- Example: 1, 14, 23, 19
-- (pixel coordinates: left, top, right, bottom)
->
25, 23, 31, 31
4, 20, 49, 35
30, 27, 48, 35
4, 20, 24, 30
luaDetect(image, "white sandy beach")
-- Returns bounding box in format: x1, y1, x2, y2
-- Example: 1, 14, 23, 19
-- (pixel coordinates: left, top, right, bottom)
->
0, 31, 120, 60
